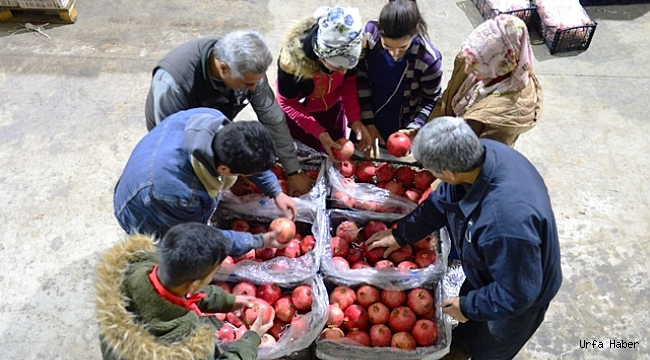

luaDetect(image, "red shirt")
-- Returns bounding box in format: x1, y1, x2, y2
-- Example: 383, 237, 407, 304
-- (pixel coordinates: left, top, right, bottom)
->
148, 265, 207, 316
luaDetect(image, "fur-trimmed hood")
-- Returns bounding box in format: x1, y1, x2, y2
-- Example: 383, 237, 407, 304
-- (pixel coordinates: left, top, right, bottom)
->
278, 18, 321, 79
94, 234, 215, 360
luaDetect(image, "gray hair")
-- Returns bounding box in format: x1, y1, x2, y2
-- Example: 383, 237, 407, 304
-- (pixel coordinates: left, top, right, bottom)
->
212, 30, 273, 79
412, 117, 484, 173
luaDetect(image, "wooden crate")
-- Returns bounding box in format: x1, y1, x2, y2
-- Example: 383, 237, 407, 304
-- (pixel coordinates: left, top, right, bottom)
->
0, 0, 76, 23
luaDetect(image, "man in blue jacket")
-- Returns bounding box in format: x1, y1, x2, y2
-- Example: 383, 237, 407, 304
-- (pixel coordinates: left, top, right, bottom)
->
366, 117, 562, 359
114, 107, 297, 257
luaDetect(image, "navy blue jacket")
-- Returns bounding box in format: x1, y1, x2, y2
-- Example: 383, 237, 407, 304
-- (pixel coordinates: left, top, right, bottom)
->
114, 108, 280, 257
394, 140, 562, 321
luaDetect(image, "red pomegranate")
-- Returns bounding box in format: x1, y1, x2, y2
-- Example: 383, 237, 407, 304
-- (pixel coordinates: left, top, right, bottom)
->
362, 221, 388, 240
327, 304, 345, 327
226, 312, 243, 328
343, 304, 369, 330
338, 160, 356, 178
232, 282, 256, 297
330, 236, 349, 257
329, 286, 357, 311
397, 261, 419, 271
300, 235, 316, 254
216, 325, 235, 341
268, 318, 286, 340
391, 331, 416, 349
331, 256, 351, 270
356, 285, 380, 308
335, 220, 360, 243
351, 261, 371, 269
256, 283, 282, 306
333, 191, 356, 208
255, 247, 276, 261
331, 138, 355, 161
404, 188, 423, 203
355, 161, 376, 183
260, 333, 276, 348
395, 167, 416, 186
320, 327, 345, 340
346, 246, 365, 263
375, 162, 397, 183
276, 239, 302, 258
388, 306, 417, 333
411, 319, 437, 346
269, 218, 296, 244
367, 302, 391, 324
407, 288, 435, 316
387, 244, 413, 264
346, 329, 371, 346
384, 181, 405, 196
413, 235, 434, 252
374, 259, 395, 268
274, 296, 296, 323
291, 285, 313, 311
369, 324, 392, 347
414, 170, 435, 190
414, 250, 437, 268
381, 289, 406, 308
243, 298, 274, 326
362, 243, 385, 265
386, 132, 411, 157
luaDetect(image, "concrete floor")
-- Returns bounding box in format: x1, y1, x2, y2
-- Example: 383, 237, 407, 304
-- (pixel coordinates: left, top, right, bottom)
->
0, 0, 648, 359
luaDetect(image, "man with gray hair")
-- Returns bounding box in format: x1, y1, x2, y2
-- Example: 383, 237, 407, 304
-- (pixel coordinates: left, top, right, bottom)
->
145, 30, 313, 196
366, 117, 562, 359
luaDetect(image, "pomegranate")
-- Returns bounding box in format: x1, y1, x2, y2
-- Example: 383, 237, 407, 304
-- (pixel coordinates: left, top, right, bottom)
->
388, 306, 417, 333
300, 235, 316, 254
255, 247, 276, 261
356, 285, 380, 307
344, 304, 369, 330
331, 256, 350, 270
381, 289, 406, 308
375, 162, 397, 183
268, 318, 286, 340
243, 298, 274, 326
331, 138, 355, 161
229, 219, 250, 232
232, 282, 256, 297
269, 218, 296, 244
369, 324, 392, 347
276, 239, 302, 258
351, 261, 371, 269
420, 308, 436, 320
346, 329, 371, 346
354, 201, 378, 212
215, 313, 226, 321
407, 288, 435, 316
346, 246, 365, 263
355, 161, 376, 182
397, 261, 419, 271
234, 325, 248, 340
384, 181, 405, 196
414, 250, 437, 268
391, 331, 416, 349
274, 296, 296, 322
256, 283, 282, 306
234, 249, 255, 263
327, 304, 345, 327
320, 327, 345, 340
221, 256, 235, 268
213, 281, 231, 294
386, 132, 411, 157
260, 333, 276, 347
291, 285, 313, 311
226, 312, 244, 327
395, 167, 416, 186
374, 259, 395, 268
330, 236, 349, 257
335, 220, 360, 243
413, 235, 434, 252
388, 244, 413, 264
333, 191, 356, 208
367, 302, 391, 324
414, 170, 435, 190
290, 314, 308, 334
338, 160, 356, 178
404, 188, 423, 203
216, 325, 235, 341
329, 286, 356, 311
362, 221, 388, 240
411, 319, 437, 346
362, 243, 385, 265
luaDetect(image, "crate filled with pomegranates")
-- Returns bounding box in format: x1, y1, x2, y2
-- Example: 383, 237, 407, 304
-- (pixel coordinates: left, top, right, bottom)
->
316, 280, 451, 359
210, 204, 326, 285
319, 209, 450, 288
213, 276, 328, 359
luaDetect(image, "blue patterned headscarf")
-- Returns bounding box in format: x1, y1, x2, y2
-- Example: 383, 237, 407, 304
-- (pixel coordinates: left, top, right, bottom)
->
313, 5, 363, 69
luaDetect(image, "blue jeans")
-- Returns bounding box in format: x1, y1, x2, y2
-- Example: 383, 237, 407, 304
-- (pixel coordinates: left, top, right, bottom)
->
451, 281, 549, 360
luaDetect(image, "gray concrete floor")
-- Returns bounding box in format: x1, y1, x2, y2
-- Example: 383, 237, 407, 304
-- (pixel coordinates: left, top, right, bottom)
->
0, 0, 648, 359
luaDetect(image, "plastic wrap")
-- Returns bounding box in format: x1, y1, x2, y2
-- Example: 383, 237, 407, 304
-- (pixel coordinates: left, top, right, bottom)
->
316, 279, 451, 360
210, 204, 326, 286
319, 209, 450, 289
326, 158, 419, 215
487, 0, 531, 12
536, 0, 592, 29
216, 275, 328, 360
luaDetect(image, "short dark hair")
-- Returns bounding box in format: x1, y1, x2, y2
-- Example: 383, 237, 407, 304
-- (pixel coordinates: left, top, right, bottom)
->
213, 120, 276, 175
157, 223, 232, 288
379, 0, 428, 39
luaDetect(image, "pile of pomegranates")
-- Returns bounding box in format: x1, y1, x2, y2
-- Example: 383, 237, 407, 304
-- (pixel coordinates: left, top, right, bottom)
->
214, 281, 315, 347
328, 219, 437, 271
321, 284, 439, 349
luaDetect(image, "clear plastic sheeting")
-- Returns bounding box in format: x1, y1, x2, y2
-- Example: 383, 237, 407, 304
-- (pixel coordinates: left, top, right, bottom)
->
216, 276, 329, 360
210, 204, 326, 286
442, 260, 466, 328
316, 279, 452, 360
319, 209, 450, 289
326, 158, 418, 215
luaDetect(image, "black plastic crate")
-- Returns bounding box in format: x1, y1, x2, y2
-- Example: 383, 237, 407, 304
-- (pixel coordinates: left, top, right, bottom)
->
472, 0, 537, 26
534, 14, 597, 54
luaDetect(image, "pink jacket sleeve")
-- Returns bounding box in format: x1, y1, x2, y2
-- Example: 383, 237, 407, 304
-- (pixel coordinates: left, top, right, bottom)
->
339, 73, 362, 124
276, 91, 327, 139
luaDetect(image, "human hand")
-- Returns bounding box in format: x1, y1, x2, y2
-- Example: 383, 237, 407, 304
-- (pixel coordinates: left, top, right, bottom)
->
262, 225, 289, 249
442, 297, 468, 323
398, 128, 418, 141
350, 122, 374, 155
364, 229, 401, 258
232, 295, 256, 311
249, 307, 275, 337
318, 132, 340, 161
365, 124, 384, 158
273, 192, 297, 221
287, 172, 313, 197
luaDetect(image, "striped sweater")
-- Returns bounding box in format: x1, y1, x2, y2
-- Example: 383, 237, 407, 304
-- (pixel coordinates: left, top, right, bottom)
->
357, 21, 443, 130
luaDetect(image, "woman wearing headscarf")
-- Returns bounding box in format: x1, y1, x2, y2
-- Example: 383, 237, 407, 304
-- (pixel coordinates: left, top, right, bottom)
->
429, 14, 542, 147
276, 5, 373, 161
